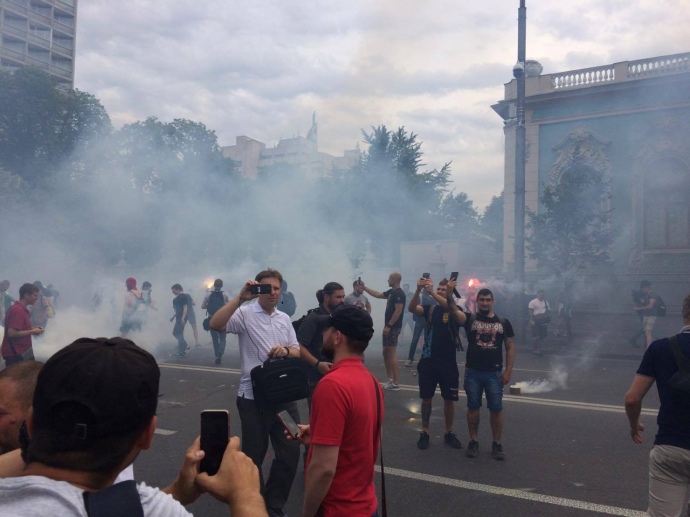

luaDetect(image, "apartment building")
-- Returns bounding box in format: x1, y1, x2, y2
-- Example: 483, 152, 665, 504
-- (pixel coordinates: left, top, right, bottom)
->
0, 0, 77, 88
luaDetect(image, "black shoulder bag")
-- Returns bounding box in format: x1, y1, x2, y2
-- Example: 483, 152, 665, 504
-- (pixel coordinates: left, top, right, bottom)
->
251, 356, 309, 407
83, 480, 144, 517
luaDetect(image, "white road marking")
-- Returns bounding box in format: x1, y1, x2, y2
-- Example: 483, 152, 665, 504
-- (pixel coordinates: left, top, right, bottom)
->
154, 428, 177, 435
375, 465, 646, 516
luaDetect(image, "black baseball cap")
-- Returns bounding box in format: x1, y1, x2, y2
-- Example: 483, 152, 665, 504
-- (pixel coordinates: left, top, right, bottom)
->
316, 304, 374, 341
32, 337, 160, 448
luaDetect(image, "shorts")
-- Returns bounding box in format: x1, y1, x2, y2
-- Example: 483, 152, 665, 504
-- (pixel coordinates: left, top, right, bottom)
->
417, 359, 459, 401
643, 316, 657, 332
186, 310, 197, 325
463, 368, 504, 411
382, 327, 401, 348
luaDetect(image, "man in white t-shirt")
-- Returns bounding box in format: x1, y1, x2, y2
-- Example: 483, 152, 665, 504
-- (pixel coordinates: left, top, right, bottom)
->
210, 269, 301, 517
528, 290, 550, 357
0, 336, 267, 517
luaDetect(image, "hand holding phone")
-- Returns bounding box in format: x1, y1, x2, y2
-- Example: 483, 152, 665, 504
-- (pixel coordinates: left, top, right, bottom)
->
449, 271, 460, 298
277, 410, 300, 439
249, 284, 272, 295
200, 410, 229, 475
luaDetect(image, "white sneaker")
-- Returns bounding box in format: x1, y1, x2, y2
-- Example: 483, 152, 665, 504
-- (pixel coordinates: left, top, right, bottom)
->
380, 379, 393, 389
383, 382, 401, 391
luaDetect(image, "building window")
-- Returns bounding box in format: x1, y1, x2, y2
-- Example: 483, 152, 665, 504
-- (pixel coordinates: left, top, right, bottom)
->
643, 158, 690, 250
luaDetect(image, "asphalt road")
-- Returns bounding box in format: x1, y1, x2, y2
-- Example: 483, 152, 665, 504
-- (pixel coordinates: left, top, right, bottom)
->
134, 337, 657, 517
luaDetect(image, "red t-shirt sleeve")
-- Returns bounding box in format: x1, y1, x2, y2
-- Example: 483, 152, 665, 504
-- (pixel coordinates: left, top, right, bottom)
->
310, 378, 348, 447
5, 305, 25, 330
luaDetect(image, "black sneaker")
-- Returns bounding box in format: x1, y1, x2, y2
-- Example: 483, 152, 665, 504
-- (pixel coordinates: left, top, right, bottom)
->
417, 432, 430, 450
214, 357, 221, 365
491, 441, 505, 460
466, 440, 479, 458
444, 432, 462, 449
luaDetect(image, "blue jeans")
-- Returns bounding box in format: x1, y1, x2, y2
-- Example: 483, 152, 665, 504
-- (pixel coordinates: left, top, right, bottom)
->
463, 368, 504, 411
407, 319, 425, 360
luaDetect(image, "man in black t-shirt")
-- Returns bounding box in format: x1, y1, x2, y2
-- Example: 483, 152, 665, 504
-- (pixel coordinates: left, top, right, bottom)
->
363, 272, 406, 390
408, 277, 463, 451
170, 284, 190, 357
445, 282, 515, 460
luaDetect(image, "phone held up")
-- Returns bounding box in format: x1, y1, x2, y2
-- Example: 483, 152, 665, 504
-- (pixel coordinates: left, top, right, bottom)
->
422, 272, 430, 279
200, 410, 229, 475
449, 271, 460, 298
277, 409, 300, 439
249, 284, 272, 295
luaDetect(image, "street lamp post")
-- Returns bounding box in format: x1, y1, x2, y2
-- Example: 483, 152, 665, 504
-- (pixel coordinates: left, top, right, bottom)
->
513, 0, 527, 344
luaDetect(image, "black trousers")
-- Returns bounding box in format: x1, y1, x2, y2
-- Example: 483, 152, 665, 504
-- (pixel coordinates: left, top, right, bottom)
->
236, 396, 300, 510
210, 329, 226, 358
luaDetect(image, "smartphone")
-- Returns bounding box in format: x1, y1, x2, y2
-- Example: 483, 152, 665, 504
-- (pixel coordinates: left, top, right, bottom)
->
422, 272, 430, 279
200, 410, 229, 475
250, 284, 272, 295
277, 409, 300, 439
449, 271, 460, 298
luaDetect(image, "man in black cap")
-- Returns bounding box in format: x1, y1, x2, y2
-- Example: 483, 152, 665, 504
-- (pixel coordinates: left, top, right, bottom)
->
292, 305, 383, 517
0, 337, 267, 517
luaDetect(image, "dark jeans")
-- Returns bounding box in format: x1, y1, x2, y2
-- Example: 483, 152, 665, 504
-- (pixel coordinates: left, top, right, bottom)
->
3, 346, 34, 367
236, 396, 300, 510
407, 319, 425, 361
210, 329, 226, 358
173, 319, 187, 353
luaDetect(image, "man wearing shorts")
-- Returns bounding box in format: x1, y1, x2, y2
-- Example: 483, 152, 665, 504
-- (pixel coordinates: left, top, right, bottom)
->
445, 282, 515, 460
363, 272, 406, 391
408, 277, 463, 450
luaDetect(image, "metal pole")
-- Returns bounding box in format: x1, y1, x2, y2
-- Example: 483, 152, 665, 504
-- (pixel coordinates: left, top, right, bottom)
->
513, 0, 527, 344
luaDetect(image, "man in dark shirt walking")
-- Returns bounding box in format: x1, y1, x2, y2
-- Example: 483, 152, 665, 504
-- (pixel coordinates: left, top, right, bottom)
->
625, 293, 690, 516
170, 284, 190, 357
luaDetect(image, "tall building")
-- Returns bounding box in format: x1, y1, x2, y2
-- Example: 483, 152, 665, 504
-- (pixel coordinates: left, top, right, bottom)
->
222, 114, 360, 180
0, 0, 77, 89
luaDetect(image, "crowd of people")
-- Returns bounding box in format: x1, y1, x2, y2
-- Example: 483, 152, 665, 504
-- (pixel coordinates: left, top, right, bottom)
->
0, 269, 688, 516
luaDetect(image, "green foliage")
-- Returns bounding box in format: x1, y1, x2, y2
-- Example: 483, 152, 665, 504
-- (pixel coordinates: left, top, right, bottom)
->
479, 191, 504, 255
0, 67, 111, 185
526, 166, 614, 275
436, 191, 480, 239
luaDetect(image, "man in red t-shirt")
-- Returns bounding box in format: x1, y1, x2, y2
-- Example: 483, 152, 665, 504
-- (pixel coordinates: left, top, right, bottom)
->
1, 283, 44, 367
293, 305, 383, 517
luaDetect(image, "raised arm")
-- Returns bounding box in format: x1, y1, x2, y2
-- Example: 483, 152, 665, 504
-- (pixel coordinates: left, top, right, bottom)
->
362, 282, 385, 300
445, 279, 467, 325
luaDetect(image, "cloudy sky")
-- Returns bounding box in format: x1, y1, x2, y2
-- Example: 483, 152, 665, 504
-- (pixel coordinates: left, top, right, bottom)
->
75, 0, 689, 210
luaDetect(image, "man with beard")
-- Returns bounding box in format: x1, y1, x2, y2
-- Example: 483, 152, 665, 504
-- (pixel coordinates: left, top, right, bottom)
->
2, 283, 44, 367
444, 283, 515, 460
344, 280, 371, 314
292, 304, 382, 517
408, 278, 463, 451
210, 269, 301, 517
363, 272, 406, 391
298, 282, 346, 411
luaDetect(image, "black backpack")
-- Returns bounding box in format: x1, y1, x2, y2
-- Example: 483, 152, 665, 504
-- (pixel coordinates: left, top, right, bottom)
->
206, 290, 225, 316
292, 307, 319, 333
654, 295, 667, 317
668, 336, 690, 396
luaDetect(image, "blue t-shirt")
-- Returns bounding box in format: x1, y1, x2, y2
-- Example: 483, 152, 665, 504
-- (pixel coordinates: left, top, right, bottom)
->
637, 332, 690, 450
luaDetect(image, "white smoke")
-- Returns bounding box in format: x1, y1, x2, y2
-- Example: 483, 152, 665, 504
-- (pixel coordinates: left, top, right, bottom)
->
512, 365, 568, 394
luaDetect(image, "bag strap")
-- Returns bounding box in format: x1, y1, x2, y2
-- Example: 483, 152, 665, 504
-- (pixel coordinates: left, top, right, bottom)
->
669, 336, 690, 372
82, 480, 144, 517
371, 374, 386, 517
2, 309, 20, 357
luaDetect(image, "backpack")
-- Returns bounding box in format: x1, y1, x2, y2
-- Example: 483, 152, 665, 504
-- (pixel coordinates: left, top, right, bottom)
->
292, 307, 318, 333
206, 290, 225, 316
668, 336, 690, 396
655, 295, 667, 317
281, 292, 297, 317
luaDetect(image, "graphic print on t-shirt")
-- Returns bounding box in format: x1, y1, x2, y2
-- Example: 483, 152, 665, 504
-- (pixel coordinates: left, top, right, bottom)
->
470, 319, 504, 351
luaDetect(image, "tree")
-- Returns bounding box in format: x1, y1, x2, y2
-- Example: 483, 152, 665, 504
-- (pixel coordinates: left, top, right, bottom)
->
333, 125, 452, 264
479, 191, 504, 255
436, 191, 480, 239
0, 67, 111, 185
526, 166, 614, 275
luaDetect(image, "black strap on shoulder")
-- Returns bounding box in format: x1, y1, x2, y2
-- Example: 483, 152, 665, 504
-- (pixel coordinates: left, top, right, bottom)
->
669, 336, 690, 372
83, 480, 144, 517
371, 375, 386, 517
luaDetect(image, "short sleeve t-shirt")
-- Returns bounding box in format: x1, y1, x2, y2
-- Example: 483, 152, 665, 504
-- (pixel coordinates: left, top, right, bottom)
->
421, 305, 458, 363
296, 306, 329, 382
344, 293, 369, 310
464, 313, 514, 371
383, 288, 406, 329
172, 294, 189, 319
1, 302, 32, 357
637, 332, 690, 450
